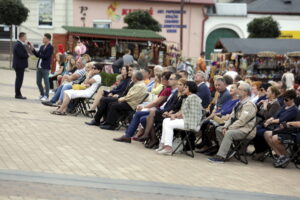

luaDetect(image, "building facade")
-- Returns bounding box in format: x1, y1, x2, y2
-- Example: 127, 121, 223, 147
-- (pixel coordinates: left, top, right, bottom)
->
204, 0, 300, 59
73, 0, 213, 58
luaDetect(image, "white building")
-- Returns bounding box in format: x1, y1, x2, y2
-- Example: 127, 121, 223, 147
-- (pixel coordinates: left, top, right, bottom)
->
204, 0, 300, 58
0, 0, 73, 53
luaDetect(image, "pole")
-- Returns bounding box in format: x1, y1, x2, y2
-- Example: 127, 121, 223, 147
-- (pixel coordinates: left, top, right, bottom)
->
180, 0, 184, 52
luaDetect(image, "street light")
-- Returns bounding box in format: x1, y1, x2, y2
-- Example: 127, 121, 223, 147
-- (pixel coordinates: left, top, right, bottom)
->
180, 0, 184, 52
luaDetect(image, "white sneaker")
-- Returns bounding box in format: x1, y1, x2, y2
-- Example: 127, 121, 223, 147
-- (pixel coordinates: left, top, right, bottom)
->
49, 90, 54, 94
38, 96, 43, 100
158, 148, 172, 156
40, 96, 48, 101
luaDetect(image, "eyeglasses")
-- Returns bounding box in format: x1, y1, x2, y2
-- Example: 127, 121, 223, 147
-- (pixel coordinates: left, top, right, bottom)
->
169, 78, 175, 80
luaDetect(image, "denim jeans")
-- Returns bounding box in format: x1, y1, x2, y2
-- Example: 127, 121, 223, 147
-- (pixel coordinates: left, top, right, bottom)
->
125, 111, 149, 137
36, 68, 50, 97
50, 83, 72, 103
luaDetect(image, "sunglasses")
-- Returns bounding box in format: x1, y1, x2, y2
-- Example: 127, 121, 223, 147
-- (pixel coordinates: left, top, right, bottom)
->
284, 98, 290, 102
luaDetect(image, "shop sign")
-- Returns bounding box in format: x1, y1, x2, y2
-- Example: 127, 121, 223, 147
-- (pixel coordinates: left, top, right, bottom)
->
157, 9, 187, 33
278, 31, 300, 39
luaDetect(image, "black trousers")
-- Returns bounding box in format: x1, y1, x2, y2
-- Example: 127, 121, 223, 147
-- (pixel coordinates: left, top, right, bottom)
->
14, 68, 25, 97
94, 97, 118, 122
106, 101, 133, 126
49, 76, 58, 89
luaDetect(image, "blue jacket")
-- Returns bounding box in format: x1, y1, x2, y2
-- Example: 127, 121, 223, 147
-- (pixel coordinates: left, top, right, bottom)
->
196, 83, 211, 109
111, 77, 131, 96
274, 105, 298, 123
33, 44, 54, 70
161, 90, 179, 112
13, 41, 29, 69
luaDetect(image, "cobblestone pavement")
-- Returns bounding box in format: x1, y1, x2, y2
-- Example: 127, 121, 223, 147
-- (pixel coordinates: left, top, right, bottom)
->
0, 69, 299, 200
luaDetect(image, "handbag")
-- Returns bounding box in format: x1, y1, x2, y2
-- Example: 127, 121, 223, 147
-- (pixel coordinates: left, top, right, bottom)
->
72, 84, 86, 90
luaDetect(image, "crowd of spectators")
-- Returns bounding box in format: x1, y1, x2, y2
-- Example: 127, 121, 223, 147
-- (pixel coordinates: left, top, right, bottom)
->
42, 50, 300, 168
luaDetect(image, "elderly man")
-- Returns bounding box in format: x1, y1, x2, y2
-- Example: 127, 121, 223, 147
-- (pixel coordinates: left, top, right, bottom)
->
208, 82, 257, 163
194, 71, 211, 109
100, 71, 148, 130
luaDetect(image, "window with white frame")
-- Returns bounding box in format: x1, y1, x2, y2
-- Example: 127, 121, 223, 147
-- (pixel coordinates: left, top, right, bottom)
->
93, 20, 112, 29
38, 0, 53, 27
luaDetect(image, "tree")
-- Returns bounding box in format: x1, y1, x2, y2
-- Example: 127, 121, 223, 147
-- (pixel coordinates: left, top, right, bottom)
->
247, 16, 280, 38
124, 10, 161, 32
0, 0, 29, 67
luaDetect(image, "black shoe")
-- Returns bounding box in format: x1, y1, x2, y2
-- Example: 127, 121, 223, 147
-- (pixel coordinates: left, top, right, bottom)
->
195, 145, 212, 154
195, 142, 206, 149
42, 101, 56, 107
204, 146, 219, 156
100, 124, 116, 130
113, 136, 131, 143
100, 120, 107, 126
85, 120, 100, 126
15, 95, 27, 100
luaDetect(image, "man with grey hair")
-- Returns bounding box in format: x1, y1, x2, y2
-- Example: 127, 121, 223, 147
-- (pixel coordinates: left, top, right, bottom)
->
208, 82, 257, 163
100, 70, 148, 130
214, 77, 231, 111
194, 71, 211, 109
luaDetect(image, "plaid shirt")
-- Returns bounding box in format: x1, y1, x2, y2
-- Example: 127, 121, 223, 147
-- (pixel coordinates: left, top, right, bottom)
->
182, 94, 203, 131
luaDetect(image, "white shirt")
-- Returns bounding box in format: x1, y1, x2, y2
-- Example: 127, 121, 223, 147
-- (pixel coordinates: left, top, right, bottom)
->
85, 74, 101, 95
282, 72, 295, 89
225, 70, 238, 80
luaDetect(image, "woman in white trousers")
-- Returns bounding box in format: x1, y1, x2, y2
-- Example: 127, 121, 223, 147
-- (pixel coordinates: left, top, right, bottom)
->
158, 81, 203, 155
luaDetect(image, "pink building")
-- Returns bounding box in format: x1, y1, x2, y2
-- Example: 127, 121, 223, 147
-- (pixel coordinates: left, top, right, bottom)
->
73, 0, 213, 58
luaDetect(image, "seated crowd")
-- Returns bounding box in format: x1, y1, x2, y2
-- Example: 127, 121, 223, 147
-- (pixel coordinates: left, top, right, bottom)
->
43, 53, 300, 168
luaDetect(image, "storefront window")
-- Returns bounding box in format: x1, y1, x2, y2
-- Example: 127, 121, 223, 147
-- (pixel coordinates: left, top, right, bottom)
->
38, 0, 53, 27
0, 25, 17, 40
93, 20, 111, 29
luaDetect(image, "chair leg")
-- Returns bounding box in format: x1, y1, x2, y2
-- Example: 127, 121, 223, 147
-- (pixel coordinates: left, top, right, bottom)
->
184, 131, 194, 158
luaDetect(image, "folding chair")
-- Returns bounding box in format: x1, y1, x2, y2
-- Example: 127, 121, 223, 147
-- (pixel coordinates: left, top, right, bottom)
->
115, 93, 149, 130
70, 84, 102, 117
172, 109, 207, 158
226, 118, 260, 164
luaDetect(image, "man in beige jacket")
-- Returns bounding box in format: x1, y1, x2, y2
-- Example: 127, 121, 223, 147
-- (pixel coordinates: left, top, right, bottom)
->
100, 70, 147, 130
208, 82, 257, 163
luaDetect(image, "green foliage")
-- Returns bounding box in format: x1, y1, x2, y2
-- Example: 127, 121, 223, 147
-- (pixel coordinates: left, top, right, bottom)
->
247, 16, 280, 38
100, 72, 119, 87
0, 0, 29, 25
124, 10, 161, 32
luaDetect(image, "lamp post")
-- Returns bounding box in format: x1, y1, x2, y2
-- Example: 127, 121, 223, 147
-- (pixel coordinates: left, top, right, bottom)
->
180, 0, 184, 52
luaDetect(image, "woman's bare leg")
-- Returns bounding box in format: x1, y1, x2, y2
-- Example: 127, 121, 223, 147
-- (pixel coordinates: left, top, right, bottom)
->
89, 88, 104, 111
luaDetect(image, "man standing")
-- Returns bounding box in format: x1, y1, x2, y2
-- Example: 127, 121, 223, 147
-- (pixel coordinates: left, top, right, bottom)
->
13, 32, 29, 99
31, 33, 54, 101
122, 49, 134, 66
196, 52, 206, 73
208, 82, 257, 163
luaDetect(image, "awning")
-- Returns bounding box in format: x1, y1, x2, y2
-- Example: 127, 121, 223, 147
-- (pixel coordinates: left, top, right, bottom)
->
62, 26, 165, 42
216, 38, 300, 55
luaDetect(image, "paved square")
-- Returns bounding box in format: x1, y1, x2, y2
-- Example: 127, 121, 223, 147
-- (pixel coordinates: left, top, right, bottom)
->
0, 69, 299, 199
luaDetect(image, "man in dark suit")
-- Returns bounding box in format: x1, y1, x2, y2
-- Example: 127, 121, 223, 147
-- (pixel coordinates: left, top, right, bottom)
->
195, 71, 211, 109
13, 32, 29, 99
31, 33, 54, 101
